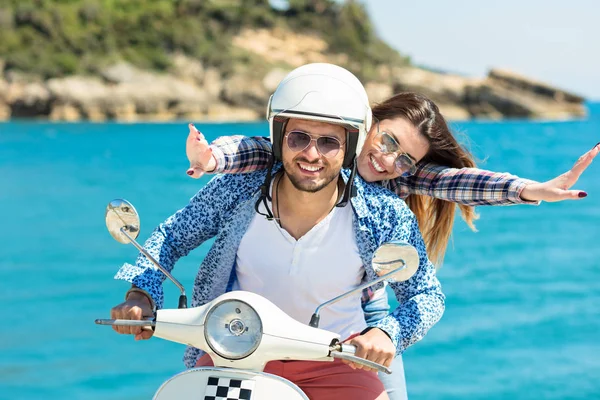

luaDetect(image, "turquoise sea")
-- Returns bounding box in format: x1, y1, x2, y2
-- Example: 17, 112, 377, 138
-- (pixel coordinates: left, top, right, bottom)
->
1, 104, 599, 400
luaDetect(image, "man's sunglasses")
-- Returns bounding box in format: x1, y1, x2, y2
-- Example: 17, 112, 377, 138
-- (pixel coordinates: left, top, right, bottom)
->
285, 130, 344, 158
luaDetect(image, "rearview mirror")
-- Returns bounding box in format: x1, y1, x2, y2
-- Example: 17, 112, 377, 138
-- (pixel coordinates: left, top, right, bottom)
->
104, 198, 188, 308
309, 241, 420, 328
105, 199, 140, 244
372, 241, 419, 282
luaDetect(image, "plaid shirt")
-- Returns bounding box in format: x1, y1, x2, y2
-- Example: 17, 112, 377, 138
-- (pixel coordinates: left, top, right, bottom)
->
210, 136, 539, 207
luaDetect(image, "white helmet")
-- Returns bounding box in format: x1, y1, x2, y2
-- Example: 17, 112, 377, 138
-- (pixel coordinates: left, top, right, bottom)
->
266, 63, 371, 168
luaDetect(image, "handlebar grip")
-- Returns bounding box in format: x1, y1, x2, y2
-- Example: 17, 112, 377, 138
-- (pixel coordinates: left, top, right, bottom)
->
330, 351, 392, 375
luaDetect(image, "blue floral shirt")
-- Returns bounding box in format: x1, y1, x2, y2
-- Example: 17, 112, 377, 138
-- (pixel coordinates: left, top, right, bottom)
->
115, 168, 445, 368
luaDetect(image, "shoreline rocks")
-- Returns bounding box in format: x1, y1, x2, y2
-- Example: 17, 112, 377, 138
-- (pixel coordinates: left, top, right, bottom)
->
0, 50, 587, 123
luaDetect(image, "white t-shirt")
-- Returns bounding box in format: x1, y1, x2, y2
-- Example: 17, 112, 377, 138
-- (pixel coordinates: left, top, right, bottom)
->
234, 195, 367, 340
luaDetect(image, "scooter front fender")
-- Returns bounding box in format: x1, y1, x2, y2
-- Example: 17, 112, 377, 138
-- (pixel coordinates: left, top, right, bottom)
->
153, 367, 308, 400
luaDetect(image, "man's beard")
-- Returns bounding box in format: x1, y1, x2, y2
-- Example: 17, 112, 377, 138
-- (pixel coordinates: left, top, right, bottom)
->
282, 158, 340, 193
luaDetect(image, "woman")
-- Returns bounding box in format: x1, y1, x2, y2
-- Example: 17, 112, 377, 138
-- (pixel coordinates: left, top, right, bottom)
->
185, 92, 598, 399
187, 93, 596, 264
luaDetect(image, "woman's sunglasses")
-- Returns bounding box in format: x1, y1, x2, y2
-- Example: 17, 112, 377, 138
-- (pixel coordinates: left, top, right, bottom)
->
285, 130, 344, 158
374, 130, 417, 177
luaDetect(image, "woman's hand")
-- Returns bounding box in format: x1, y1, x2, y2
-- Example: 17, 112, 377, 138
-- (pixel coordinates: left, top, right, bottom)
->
186, 123, 216, 178
521, 143, 599, 202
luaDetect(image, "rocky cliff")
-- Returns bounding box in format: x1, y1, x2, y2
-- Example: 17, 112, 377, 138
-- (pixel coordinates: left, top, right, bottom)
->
0, 20, 586, 122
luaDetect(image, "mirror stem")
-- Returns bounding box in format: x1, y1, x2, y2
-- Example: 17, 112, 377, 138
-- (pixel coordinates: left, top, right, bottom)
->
120, 226, 188, 308
309, 265, 406, 328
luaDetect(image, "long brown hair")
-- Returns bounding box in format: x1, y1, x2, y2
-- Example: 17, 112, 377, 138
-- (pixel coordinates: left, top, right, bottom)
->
372, 92, 479, 266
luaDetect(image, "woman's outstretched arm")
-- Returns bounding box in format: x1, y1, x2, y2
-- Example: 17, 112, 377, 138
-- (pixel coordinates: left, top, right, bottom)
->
392, 143, 598, 205
186, 124, 273, 178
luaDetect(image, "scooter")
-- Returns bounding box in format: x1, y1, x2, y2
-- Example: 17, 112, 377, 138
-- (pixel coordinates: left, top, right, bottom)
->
97, 199, 420, 400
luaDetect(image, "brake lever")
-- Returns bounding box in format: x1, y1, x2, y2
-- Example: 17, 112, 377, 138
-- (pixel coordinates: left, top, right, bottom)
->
95, 318, 156, 331
329, 351, 392, 374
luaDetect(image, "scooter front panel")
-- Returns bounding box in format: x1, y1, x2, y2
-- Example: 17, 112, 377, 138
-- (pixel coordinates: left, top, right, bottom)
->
153, 367, 308, 400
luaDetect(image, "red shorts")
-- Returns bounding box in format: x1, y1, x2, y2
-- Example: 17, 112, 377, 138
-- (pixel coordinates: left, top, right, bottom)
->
195, 353, 387, 400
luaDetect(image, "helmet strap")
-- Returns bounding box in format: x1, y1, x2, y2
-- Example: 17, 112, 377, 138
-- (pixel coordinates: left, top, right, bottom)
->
254, 153, 276, 220
271, 117, 288, 162
337, 157, 358, 208
342, 128, 359, 168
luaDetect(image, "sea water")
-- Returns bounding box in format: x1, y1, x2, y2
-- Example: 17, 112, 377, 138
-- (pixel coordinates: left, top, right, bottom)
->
1, 104, 599, 399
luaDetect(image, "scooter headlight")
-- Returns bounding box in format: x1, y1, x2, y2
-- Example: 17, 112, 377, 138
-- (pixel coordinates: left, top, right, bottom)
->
204, 299, 263, 360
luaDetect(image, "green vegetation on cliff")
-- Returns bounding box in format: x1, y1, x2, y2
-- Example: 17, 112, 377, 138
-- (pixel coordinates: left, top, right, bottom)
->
0, 0, 409, 80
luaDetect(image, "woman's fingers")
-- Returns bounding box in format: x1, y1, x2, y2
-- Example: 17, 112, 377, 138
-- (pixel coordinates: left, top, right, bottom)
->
186, 167, 205, 179
185, 123, 214, 176
566, 144, 599, 185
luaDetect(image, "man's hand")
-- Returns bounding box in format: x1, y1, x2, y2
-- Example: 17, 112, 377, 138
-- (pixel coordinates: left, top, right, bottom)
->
343, 328, 395, 372
186, 123, 216, 178
110, 292, 154, 341
521, 143, 599, 202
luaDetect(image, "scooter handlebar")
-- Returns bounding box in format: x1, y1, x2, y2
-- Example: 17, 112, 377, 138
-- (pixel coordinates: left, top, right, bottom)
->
339, 343, 358, 355
330, 344, 392, 375
95, 318, 155, 330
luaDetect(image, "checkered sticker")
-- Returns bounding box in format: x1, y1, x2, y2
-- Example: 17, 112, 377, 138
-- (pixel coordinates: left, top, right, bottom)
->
204, 376, 255, 400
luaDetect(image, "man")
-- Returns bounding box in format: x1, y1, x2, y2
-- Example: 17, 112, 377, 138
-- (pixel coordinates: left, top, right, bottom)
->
110, 63, 444, 399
